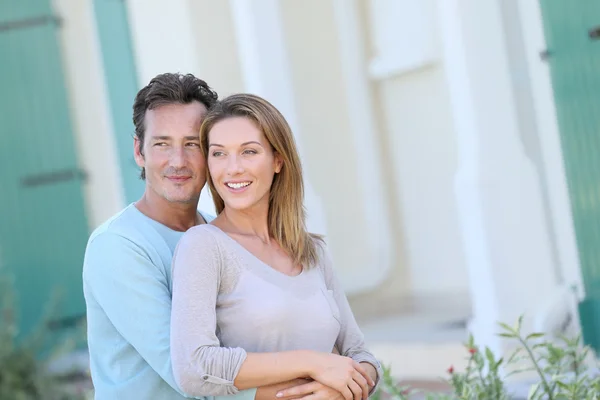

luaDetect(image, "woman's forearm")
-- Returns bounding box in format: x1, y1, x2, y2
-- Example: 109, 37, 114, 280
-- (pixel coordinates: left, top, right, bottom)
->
234, 350, 314, 389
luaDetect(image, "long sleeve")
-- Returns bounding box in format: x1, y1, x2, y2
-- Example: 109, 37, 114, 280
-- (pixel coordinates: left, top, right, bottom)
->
170, 226, 248, 397
319, 245, 383, 393
83, 231, 194, 398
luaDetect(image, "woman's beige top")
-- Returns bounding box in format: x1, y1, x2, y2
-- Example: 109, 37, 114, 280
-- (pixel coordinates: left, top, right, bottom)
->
170, 224, 382, 397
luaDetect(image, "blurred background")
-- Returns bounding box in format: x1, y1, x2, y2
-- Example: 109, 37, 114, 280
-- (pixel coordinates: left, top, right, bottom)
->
1, 0, 600, 398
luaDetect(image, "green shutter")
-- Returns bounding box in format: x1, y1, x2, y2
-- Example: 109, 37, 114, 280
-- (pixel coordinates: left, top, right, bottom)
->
0, 0, 89, 342
94, 0, 144, 203
539, 0, 600, 351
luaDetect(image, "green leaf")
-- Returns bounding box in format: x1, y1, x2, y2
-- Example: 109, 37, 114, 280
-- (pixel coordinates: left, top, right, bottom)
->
498, 322, 515, 333
555, 380, 569, 390
527, 382, 541, 399
505, 367, 535, 378
526, 332, 545, 341
495, 357, 504, 369
516, 315, 524, 332
485, 347, 495, 361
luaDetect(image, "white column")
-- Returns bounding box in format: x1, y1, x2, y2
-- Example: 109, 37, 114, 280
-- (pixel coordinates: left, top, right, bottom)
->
517, 0, 583, 299
126, 0, 201, 87
330, 0, 392, 289
437, 0, 559, 354
228, 0, 327, 235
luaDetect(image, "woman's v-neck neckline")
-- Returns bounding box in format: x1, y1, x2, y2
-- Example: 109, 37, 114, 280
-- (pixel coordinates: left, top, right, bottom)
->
204, 224, 305, 279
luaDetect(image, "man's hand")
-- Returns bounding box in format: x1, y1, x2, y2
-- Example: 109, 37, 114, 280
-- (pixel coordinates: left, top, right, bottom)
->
255, 379, 311, 400
276, 380, 344, 400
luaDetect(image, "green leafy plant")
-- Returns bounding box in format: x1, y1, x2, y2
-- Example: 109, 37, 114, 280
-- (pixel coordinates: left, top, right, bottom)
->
0, 274, 88, 400
375, 316, 600, 399
497, 316, 600, 400
443, 335, 509, 400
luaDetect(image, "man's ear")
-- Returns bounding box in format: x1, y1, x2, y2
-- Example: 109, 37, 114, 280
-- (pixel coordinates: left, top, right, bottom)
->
134, 137, 145, 168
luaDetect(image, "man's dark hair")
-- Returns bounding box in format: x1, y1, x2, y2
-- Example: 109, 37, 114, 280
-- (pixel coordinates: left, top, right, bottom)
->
132, 73, 218, 179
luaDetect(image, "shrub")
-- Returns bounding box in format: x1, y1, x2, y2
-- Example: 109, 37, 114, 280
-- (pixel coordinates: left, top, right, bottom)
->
375, 316, 600, 399
0, 274, 88, 400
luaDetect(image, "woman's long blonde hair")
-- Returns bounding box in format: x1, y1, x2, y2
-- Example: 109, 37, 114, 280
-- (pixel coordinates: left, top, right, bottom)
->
200, 93, 323, 267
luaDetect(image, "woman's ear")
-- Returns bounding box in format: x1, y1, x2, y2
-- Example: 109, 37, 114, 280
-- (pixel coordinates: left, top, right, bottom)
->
274, 152, 283, 173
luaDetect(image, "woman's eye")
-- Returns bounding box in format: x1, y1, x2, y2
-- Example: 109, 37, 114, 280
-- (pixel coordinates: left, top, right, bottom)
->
212, 151, 224, 157
243, 149, 257, 155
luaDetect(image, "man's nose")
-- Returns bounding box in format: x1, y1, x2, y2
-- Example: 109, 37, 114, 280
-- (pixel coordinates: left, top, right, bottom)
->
170, 146, 186, 168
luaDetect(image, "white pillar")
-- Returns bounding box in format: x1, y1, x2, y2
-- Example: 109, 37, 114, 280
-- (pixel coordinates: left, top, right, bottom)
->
125, 0, 201, 87
437, 0, 559, 354
517, 0, 584, 299
228, 0, 328, 235
329, 0, 392, 290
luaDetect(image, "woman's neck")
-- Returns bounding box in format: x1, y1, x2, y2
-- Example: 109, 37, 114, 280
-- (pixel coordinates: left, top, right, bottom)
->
219, 202, 271, 243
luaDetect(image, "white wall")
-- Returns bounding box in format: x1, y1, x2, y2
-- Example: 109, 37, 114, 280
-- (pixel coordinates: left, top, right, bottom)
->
57, 0, 574, 320
127, 0, 245, 97
437, 0, 561, 352
376, 66, 469, 296
53, 0, 583, 333
126, 0, 201, 87
280, 0, 471, 299
364, 0, 470, 297
280, 0, 393, 294
116, 0, 573, 313
54, 0, 125, 229
187, 0, 245, 98
125, 0, 396, 295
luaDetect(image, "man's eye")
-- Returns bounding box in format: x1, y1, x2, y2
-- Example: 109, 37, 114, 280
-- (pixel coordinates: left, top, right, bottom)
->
186, 143, 201, 147
154, 142, 167, 147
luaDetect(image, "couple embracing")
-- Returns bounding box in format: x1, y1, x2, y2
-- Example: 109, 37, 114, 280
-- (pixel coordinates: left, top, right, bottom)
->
83, 73, 381, 400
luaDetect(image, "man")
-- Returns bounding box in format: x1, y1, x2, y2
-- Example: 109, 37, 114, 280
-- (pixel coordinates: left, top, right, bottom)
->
82, 73, 311, 399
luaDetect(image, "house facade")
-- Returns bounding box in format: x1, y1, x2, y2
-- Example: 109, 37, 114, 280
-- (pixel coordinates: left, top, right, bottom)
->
1, 0, 598, 355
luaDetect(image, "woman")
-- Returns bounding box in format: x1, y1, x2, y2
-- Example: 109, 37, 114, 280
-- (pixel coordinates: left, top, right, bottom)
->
170, 94, 382, 400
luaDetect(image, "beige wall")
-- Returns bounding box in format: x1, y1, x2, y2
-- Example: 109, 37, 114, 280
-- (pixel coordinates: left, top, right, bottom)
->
127, 0, 200, 86
186, 0, 245, 98
55, 0, 579, 339
361, 0, 469, 298
281, 0, 470, 298
117, 0, 471, 300
375, 65, 469, 296
280, 0, 395, 294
